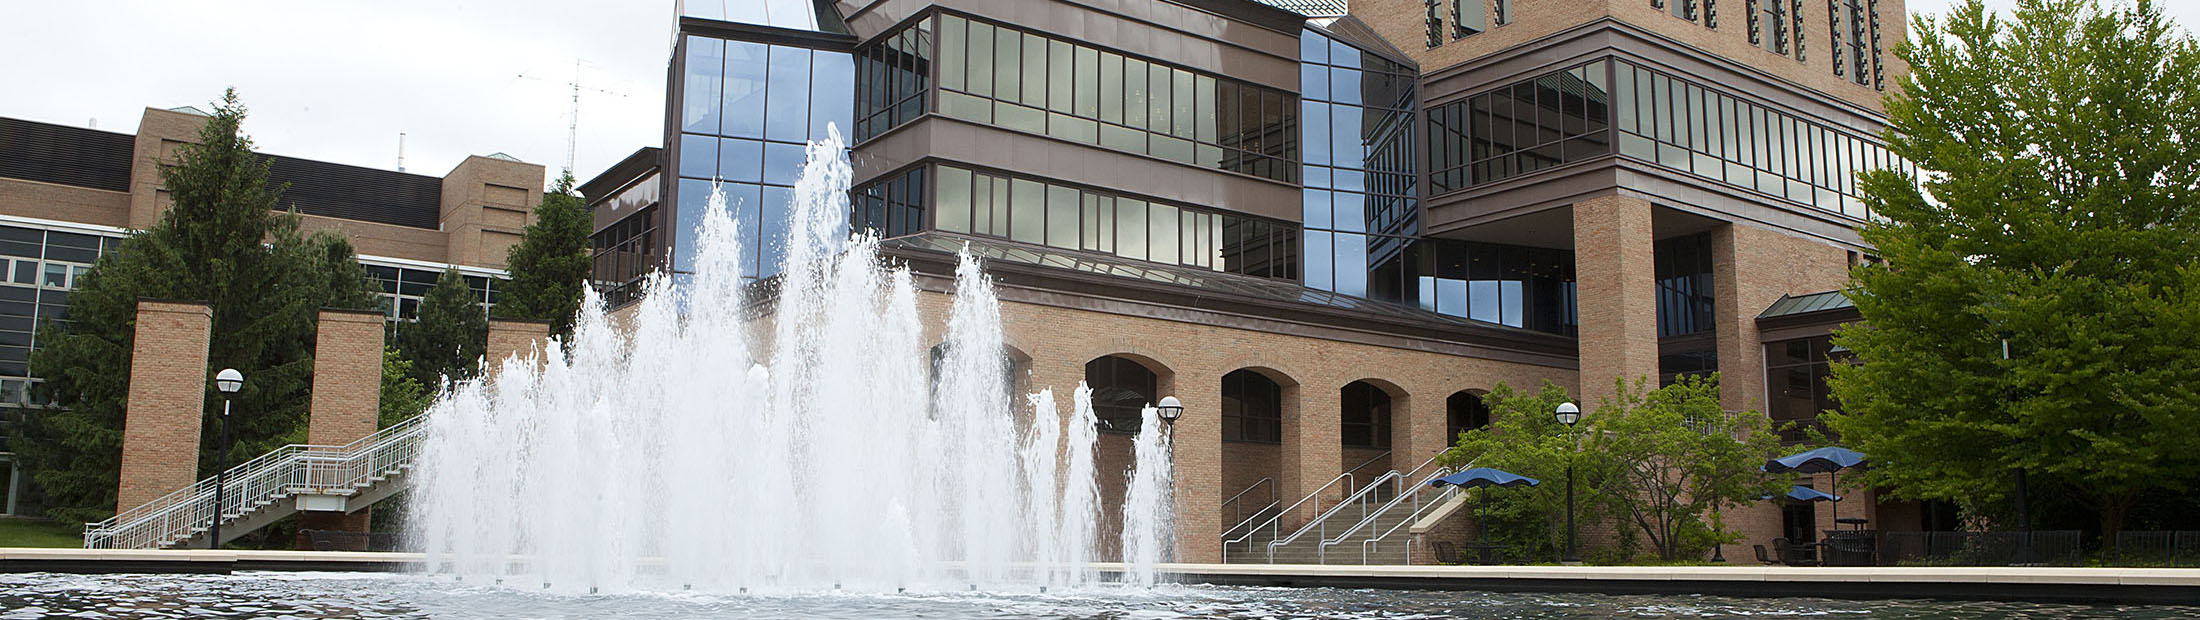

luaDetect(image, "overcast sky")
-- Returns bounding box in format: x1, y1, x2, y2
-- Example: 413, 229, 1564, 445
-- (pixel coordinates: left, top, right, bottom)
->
3, 0, 2194, 192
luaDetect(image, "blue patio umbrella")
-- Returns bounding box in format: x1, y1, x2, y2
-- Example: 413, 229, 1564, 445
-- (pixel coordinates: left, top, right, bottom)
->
1429, 467, 1540, 489
1760, 485, 1840, 502
1765, 447, 1867, 524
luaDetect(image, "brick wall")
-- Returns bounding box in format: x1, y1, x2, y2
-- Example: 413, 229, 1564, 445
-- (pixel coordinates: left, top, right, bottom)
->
485, 319, 552, 380
117, 300, 212, 513
299, 309, 387, 542
1572, 194, 1660, 408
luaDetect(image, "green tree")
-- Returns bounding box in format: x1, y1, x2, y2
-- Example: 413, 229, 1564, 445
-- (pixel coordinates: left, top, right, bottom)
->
377, 347, 429, 428
17, 89, 374, 522
494, 172, 591, 339
1826, 0, 2200, 537
1584, 375, 1784, 561
1439, 381, 1612, 562
398, 268, 487, 390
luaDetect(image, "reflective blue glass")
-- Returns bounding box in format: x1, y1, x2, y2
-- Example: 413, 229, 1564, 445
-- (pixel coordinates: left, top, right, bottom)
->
1436, 278, 1468, 317
763, 142, 807, 185
1330, 40, 1361, 69
723, 182, 762, 276
1331, 192, 1365, 233
718, 138, 763, 183
1303, 101, 1331, 166
1302, 189, 1332, 229
1329, 68, 1362, 105
809, 51, 856, 140
1332, 168, 1366, 192
1302, 64, 1329, 102
679, 134, 718, 179
1331, 105, 1364, 169
765, 46, 813, 142
1470, 279, 1499, 323
1304, 165, 1331, 189
683, 37, 724, 135
1300, 30, 1329, 64
760, 186, 794, 277
1305, 230, 1334, 290
1333, 232, 1367, 297
723, 41, 770, 139
675, 178, 711, 272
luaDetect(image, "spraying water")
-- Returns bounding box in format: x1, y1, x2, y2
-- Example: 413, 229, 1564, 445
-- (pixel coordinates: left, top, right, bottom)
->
1119, 406, 1176, 586
409, 126, 1164, 592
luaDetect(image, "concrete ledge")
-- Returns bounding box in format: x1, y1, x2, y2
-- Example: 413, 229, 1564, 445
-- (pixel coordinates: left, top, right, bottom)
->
5, 550, 2197, 605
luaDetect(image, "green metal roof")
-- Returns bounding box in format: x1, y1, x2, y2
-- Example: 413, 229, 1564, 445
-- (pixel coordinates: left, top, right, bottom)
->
1757, 290, 1856, 320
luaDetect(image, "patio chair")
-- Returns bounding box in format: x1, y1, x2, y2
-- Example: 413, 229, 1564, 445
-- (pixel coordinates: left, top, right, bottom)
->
1434, 541, 1460, 564
1753, 544, 1775, 565
1773, 537, 1821, 566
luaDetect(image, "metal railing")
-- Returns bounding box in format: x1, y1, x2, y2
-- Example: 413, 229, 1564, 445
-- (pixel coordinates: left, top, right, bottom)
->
1877, 530, 2083, 567
1222, 470, 1355, 563
1271, 469, 1399, 563
1354, 458, 1478, 565
1318, 453, 1452, 563
2113, 531, 2200, 567
84, 415, 428, 549
1341, 450, 1391, 494
1220, 477, 1276, 541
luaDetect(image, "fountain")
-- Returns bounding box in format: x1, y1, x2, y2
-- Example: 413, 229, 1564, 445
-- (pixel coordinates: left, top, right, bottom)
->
408, 126, 1166, 593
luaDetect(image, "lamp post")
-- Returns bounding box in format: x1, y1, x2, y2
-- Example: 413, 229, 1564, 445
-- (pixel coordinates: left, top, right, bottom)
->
210, 368, 243, 550
1155, 396, 1183, 431
1555, 401, 1581, 564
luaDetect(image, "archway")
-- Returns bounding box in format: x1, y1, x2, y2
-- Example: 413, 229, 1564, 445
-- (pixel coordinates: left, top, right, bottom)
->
1221, 368, 1290, 537
1085, 354, 1171, 561
1446, 390, 1492, 447
1340, 380, 1399, 481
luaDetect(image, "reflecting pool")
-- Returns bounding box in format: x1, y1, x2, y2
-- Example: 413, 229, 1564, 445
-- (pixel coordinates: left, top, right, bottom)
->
2, 572, 2193, 619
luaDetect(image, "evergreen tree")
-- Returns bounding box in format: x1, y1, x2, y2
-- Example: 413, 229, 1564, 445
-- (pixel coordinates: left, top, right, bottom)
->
377, 347, 429, 428
18, 89, 375, 522
1826, 0, 2200, 537
494, 172, 591, 339
398, 268, 487, 390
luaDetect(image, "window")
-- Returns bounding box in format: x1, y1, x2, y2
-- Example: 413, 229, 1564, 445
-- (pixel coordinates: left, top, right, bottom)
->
1427, 59, 1611, 193
1304, 28, 1419, 300
1766, 335, 1848, 443
1221, 369, 1283, 443
589, 174, 662, 309
1446, 391, 1491, 441
931, 14, 1297, 183
1087, 356, 1158, 434
1414, 239, 1577, 334
851, 167, 927, 238
1340, 381, 1393, 449
1655, 233, 1714, 337
674, 34, 853, 282
1425, 0, 1443, 47
930, 164, 1299, 280
855, 17, 932, 141
1755, 0, 1790, 55
1453, 0, 1484, 38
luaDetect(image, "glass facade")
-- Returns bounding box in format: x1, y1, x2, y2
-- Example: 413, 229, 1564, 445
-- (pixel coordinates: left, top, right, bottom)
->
364, 261, 500, 339
1413, 240, 1578, 334
1612, 59, 1910, 219
1300, 27, 1417, 298
1427, 60, 1611, 193
931, 13, 1301, 183
1767, 335, 1847, 443
854, 18, 931, 141
680, 0, 843, 33
1654, 233, 1714, 338
674, 33, 855, 282
932, 164, 1299, 280
851, 167, 927, 239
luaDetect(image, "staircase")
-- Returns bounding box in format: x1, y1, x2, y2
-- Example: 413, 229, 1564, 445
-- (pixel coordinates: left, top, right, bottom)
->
1221, 455, 1463, 565
83, 414, 427, 549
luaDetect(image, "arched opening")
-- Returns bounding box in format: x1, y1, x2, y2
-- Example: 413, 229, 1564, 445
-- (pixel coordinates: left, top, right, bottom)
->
1222, 370, 1283, 443
1340, 380, 1396, 481
1086, 355, 1158, 434
1446, 390, 1492, 444
1221, 369, 1288, 535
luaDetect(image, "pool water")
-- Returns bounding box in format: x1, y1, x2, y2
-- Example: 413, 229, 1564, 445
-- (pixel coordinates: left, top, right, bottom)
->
1, 572, 2193, 619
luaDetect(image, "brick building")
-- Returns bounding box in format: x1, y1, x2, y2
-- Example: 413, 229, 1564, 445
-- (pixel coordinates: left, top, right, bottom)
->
0, 106, 542, 517
579, 0, 1934, 563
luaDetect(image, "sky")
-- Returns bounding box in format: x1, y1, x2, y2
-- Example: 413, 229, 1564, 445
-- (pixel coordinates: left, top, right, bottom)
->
2, 0, 2196, 192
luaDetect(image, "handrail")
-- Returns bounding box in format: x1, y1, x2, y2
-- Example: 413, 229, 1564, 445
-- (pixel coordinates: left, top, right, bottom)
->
1270, 468, 1400, 562
1220, 478, 1277, 541
1222, 470, 1354, 563
84, 414, 428, 549
1349, 456, 1479, 564
1317, 453, 1455, 562
1341, 450, 1391, 494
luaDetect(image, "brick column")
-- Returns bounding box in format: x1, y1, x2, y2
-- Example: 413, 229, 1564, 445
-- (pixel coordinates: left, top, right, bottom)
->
484, 319, 552, 379
1170, 367, 1222, 564
1281, 377, 1342, 526
1571, 195, 1660, 409
117, 300, 212, 514
1391, 385, 1449, 477
299, 309, 386, 544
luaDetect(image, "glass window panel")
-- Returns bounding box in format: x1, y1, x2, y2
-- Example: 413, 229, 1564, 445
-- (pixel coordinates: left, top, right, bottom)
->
683, 36, 724, 135
810, 51, 855, 141
1049, 113, 1098, 144
1196, 75, 1217, 144
1149, 203, 1179, 264
1124, 59, 1148, 129
722, 40, 769, 139
1045, 41, 1073, 114
1331, 68, 1363, 106
994, 27, 1020, 102
990, 176, 1010, 234
764, 46, 812, 142
679, 134, 718, 179
1075, 46, 1099, 117
1303, 189, 1332, 229
1302, 31, 1330, 64
1334, 232, 1367, 297
1100, 52, 1123, 123
1117, 199, 1147, 260
1172, 69, 1195, 139
1046, 185, 1079, 249
719, 138, 763, 183
1302, 101, 1330, 167
1306, 230, 1334, 290
1302, 62, 1329, 102
996, 102, 1045, 133
1082, 195, 1105, 252
1331, 105, 1363, 169
940, 16, 967, 92
967, 22, 995, 97
1022, 34, 1047, 108
1149, 63, 1172, 134
941, 90, 992, 122
760, 186, 791, 277
762, 142, 806, 185
937, 166, 972, 233
1010, 179, 1044, 243
1100, 124, 1144, 152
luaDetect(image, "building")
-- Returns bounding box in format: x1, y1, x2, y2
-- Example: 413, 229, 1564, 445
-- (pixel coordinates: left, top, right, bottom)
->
582, 0, 1928, 563
0, 107, 542, 517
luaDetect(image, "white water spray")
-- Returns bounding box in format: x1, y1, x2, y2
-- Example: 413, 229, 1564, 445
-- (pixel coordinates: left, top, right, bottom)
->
1120, 406, 1176, 586
409, 126, 1158, 593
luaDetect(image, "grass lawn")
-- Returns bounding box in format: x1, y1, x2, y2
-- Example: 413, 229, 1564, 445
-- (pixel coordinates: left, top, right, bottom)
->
0, 517, 83, 548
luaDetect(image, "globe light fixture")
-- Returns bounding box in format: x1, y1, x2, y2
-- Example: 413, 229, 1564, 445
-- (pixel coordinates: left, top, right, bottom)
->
1156, 396, 1184, 427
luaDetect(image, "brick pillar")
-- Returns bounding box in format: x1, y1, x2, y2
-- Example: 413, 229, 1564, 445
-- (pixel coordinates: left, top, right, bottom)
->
1571, 195, 1660, 409
1391, 384, 1448, 477
1170, 366, 1221, 564
1711, 223, 1853, 412
298, 309, 386, 545
484, 319, 552, 379
117, 300, 212, 514
1281, 377, 1342, 526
